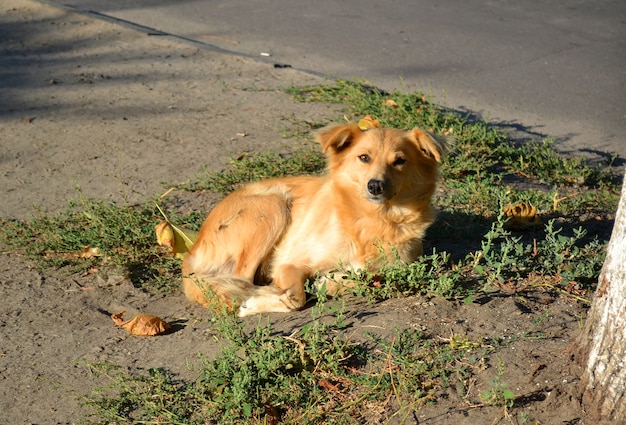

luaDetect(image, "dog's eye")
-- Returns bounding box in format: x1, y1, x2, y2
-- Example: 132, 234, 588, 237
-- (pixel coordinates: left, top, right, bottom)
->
393, 157, 407, 167
358, 154, 371, 163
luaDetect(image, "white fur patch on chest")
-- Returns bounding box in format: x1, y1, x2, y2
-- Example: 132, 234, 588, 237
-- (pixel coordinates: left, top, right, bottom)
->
272, 209, 353, 272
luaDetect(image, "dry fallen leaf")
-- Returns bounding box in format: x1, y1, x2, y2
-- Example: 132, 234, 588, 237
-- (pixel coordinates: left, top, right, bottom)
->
319, 379, 341, 392
44, 246, 102, 261
503, 202, 542, 230
442, 127, 454, 136
154, 204, 198, 259
111, 311, 172, 336
79, 246, 101, 259
155, 221, 176, 250
357, 114, 380, 130
381, 99, 398, 108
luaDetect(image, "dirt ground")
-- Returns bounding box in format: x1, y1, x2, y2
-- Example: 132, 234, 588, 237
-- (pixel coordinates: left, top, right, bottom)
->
0, 1, 607, 424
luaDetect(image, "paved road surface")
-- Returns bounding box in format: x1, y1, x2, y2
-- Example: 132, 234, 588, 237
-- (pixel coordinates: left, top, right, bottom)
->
49, 0, 626, 161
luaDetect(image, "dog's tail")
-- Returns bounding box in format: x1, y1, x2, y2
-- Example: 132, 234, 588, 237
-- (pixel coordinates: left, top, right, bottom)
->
182, 273, 293, 317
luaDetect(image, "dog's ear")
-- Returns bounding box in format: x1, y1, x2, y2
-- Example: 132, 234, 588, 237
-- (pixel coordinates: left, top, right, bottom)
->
317, 123, 362, 153
410, 128, 451, 163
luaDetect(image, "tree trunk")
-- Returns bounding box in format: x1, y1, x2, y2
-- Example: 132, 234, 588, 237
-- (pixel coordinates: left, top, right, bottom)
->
573, 170, 626, 424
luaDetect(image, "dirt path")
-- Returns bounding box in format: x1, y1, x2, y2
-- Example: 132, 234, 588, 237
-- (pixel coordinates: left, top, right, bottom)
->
1, 0, 333, 220
0, 1, 332, 422
0, 1, 592, 424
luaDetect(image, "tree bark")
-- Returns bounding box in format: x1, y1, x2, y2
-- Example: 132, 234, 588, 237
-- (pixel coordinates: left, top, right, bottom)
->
573, 170, 626, 424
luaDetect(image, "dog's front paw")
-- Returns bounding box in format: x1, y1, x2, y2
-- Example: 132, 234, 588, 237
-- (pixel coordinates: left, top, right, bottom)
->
279, 289, 306, 311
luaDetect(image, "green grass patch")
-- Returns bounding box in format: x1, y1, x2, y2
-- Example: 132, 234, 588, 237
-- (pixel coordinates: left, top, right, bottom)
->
340, 211, 605, 304
0, 79, 622, 423
83, 299, 484, 424
0, 190, 204, 293
288, 79, 613, 186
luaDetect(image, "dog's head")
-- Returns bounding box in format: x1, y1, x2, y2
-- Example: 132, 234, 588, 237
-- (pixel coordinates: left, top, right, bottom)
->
317, 122, 449, 206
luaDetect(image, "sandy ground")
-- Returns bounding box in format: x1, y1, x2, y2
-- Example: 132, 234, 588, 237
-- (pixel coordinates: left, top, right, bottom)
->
0, 1, 604, 424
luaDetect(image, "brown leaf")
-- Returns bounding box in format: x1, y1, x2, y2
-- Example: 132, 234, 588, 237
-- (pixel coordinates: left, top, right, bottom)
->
44, 246, 101, 261
263, 404, 280, 425
381, 99, 398, 108
319, 379, 340, 392
111, 311, 172, 336
442, 127, 454, 136
79, 246, 101, 259
503, 202, 542, 230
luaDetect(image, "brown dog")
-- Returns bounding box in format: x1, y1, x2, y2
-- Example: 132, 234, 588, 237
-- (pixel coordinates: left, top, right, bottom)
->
182, 122, 448, 316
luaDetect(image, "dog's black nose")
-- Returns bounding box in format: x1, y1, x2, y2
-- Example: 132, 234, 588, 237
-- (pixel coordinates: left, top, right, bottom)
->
367, 179, 385, 196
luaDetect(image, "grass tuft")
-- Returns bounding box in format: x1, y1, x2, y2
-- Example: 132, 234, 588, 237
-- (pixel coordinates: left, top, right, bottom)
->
83, 299, 484, 424
0, 79, 621, 422
0, 189, 204, 293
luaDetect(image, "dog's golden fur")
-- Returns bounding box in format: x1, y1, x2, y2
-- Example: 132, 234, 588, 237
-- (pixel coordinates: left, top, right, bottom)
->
182, 122, 448, 316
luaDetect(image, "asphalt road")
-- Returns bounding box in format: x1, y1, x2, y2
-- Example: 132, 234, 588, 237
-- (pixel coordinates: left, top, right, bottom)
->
51, 0, 626, 161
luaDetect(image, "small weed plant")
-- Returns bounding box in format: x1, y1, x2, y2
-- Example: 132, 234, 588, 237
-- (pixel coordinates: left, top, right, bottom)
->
480, 358, 516, 408
342, 211, 605, 304
83, 297, 485, 424
0, 190, 203, 293
0, 79, 621, 422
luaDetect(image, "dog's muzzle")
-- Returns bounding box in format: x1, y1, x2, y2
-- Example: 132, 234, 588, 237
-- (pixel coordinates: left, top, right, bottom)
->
367, 179, 385, 196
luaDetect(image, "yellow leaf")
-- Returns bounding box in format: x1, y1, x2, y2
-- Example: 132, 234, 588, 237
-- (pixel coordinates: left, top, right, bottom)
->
155, 221, 175, 249
503, 202, 542, 230
79, 246, 101, 259
381, 99, 398, 108
154, 204, 198, 258
357, 115, 380, 130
